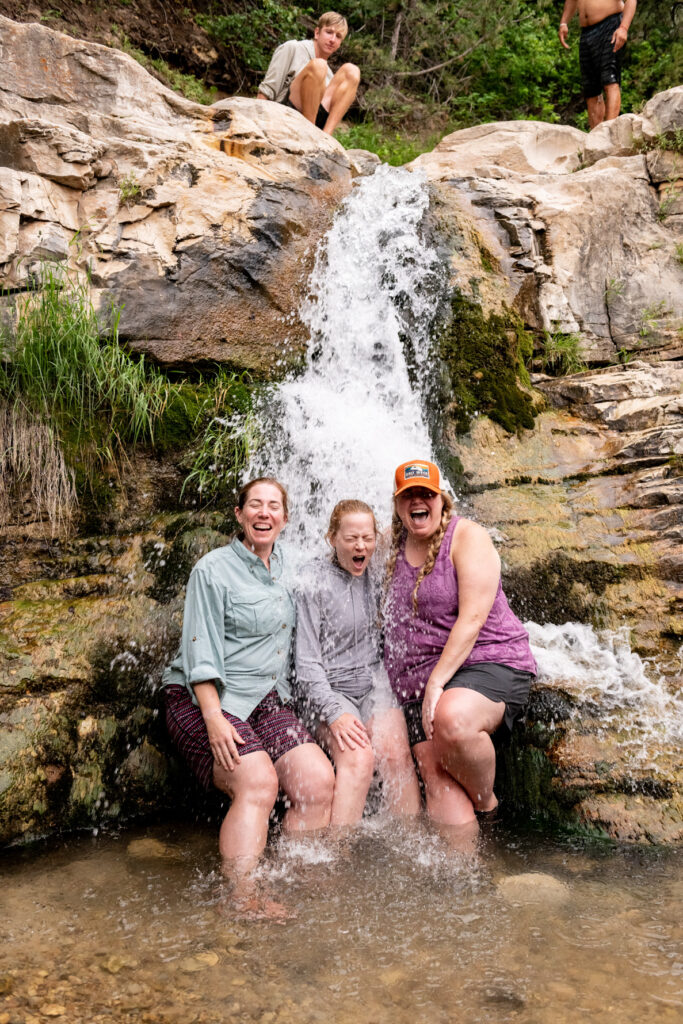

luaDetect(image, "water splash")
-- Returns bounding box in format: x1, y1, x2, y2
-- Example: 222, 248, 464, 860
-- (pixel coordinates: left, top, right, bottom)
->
249, 164, 446, 547
528, 622, 683, 764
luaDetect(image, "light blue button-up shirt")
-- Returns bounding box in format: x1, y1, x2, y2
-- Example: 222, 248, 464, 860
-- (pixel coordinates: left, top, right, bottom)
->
162, 539, 296, 720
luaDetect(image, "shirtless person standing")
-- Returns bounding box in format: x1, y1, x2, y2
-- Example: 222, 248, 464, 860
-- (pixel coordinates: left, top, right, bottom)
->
257, 11, 360, 136
559, 1, 637, 128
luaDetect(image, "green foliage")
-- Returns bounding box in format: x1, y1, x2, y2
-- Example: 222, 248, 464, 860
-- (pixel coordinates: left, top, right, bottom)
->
118, 172, 141, 206
197, 0, 311, 77
675, 243, 683, 267
541, 332, 587, 376
0, 265, 180, 468
195, 0, 679, 143
639, 300, 671, 338
117, 32, 217, 105
337, 123, 438, 165
0, 265, 256, 522
654, 128, 683, 154
182, 406, 261, 506
438, 294, 536, 435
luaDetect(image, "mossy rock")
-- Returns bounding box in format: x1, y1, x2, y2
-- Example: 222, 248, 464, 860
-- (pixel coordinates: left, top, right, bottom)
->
437, 293, 536, 435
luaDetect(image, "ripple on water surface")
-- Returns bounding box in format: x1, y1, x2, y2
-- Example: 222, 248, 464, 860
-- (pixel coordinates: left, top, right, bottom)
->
1, 819, 681, 1024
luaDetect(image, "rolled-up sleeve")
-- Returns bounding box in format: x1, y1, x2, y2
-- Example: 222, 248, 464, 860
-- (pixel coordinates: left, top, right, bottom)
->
180, 566, 226, 690
258, 40, 296, 101
295, 587, 344, 724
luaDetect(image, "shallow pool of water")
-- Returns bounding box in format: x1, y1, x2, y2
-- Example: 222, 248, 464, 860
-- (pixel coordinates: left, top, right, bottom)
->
1, 818, 681, 1024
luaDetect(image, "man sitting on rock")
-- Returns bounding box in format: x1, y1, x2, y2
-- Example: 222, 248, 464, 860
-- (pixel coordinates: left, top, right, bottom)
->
559, 0, 637, 129
257, 11, 360, 136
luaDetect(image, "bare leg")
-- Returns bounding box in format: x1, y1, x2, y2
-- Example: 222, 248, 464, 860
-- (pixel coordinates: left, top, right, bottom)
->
586, 93, 606, 129
213, 750, 279, 877
412, 739, 476, 825
314, 722, 375, 825
603, 82, 621, 122
432, 688, 505, 813
288, 58, 327, 124
275, 742, 335, 832
366, 708, 421, 817
321, 63, 361, 134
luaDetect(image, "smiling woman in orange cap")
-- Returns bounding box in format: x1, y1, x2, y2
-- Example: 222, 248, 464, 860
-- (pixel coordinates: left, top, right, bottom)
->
383, 459, 537, 827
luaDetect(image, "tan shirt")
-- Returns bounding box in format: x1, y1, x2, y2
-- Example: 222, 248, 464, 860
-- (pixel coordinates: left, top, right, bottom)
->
258, 39, 333, 104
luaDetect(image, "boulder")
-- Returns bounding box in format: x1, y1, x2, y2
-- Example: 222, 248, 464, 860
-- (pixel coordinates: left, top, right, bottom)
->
412, 89, 683, 363
0, 15, 353, 373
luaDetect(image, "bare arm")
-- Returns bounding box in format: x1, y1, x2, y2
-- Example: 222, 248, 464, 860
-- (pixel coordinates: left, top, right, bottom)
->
613, 0, 636, 51
558, 0, 579, 49
421, 521, 501, 739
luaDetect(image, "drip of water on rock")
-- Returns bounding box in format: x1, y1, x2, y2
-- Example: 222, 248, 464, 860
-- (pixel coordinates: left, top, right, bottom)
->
249, 163, 445, 546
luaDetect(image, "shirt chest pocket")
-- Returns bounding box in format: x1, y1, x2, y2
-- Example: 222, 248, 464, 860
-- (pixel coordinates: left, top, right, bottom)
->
228, 592, 287, 638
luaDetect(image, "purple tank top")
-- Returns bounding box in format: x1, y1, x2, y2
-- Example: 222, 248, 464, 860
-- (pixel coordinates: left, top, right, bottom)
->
384, 516, 536, 703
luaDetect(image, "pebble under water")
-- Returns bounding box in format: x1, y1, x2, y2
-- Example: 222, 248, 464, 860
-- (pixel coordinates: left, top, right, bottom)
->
1, 818, 680, 1024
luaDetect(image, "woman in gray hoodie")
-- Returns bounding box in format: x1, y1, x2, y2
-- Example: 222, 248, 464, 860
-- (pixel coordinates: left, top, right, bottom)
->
295, 500, 421, 824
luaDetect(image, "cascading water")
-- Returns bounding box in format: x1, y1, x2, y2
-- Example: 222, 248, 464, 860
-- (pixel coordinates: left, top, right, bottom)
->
250, 164, 445, 545
249, 163, 681, 770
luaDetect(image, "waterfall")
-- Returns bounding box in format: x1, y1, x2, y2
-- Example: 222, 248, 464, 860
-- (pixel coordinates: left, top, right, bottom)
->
249, 162, 681, 766
250, 164, 445, 547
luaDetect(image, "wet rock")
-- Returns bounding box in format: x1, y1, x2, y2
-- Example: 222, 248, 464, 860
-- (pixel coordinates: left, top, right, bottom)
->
126, 837, 179, 861
0, 15, 353, 374
496, 872, 570, 905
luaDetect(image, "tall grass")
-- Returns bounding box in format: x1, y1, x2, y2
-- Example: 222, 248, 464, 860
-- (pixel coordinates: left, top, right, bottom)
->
183, 407, 260, 506
0, 264, 258, 531
1, 264, 182, 465
0, 399, 77, 535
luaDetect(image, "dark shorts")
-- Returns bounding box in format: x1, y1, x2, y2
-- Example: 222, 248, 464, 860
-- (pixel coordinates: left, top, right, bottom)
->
285, 94, 329, 130
164, 685, 314, 790
580, 12, 624, 99
401, 662, 534, 748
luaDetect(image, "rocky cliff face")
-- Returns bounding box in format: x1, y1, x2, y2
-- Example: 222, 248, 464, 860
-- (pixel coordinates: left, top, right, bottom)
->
0, 15, 353, 373
0, 15, 680, 846
414, 99, 682, 842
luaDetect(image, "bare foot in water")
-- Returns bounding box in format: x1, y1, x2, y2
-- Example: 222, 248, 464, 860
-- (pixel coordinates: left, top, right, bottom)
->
217, 888, 295, 922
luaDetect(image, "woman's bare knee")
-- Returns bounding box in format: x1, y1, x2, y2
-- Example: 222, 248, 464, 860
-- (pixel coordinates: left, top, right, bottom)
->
214, 759, 278, 810
338, 744, 375, 783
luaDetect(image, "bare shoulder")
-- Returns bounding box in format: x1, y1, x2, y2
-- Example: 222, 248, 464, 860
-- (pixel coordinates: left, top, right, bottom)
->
450, 517, 499, 567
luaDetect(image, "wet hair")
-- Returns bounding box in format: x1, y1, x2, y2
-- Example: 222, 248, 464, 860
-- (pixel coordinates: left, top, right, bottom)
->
326, 499, 377, 543
317, 11, 348, 34
237, 477, 289, 518
386, 491, 454, 612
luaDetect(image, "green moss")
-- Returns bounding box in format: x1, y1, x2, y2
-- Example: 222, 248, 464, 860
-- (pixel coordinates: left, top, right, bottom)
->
503, 552, 629, 624
437, 294, 536, 435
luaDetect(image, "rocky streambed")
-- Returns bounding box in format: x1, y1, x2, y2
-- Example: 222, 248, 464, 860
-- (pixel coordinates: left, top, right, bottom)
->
0, 15, 681, 846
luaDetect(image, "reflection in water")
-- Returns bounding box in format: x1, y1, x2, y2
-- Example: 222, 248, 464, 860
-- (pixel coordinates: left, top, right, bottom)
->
1, 820, 681, 1023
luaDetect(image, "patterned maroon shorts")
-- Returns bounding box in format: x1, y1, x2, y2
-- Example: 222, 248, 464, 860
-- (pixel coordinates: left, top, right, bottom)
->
163, 685, 315, 790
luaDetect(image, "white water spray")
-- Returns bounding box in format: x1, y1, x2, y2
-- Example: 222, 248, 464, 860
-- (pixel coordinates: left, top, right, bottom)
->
528, 622, 682, 763
250, 164, 445, 546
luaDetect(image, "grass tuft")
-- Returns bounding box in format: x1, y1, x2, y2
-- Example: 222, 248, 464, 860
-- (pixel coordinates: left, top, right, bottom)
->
0, 399, 77, 535
542, 332, 587, 376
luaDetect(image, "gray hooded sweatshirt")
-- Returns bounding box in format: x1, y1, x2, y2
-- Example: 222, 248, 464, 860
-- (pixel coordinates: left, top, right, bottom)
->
295, 558, 382, 724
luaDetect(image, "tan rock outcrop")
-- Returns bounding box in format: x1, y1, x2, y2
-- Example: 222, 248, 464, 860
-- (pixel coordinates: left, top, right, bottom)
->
0, 15, 353, 372
412, 92, 683, 363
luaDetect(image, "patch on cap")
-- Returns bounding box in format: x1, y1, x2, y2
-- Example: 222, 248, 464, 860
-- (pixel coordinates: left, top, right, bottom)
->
404, 464, 430, 480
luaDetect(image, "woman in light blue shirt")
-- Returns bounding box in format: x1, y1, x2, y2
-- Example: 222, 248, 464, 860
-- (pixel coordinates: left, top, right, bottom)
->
162, 477, 334, 913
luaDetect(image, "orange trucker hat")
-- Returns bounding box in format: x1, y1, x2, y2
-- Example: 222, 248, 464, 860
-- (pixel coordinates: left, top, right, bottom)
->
394, 460, 441, 497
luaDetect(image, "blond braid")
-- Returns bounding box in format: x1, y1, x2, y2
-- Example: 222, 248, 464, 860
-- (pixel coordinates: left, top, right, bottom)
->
411, 492, 454, 613
384, 510, 406, 597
